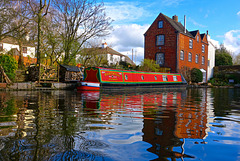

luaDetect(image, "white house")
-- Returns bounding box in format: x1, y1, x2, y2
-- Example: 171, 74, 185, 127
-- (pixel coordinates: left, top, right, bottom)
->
78, 42, 135, 66
207, 33, 216, 80
0, 37, 35, 58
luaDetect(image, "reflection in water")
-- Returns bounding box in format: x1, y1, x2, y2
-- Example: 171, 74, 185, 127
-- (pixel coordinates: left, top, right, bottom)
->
0, 88, 239, 161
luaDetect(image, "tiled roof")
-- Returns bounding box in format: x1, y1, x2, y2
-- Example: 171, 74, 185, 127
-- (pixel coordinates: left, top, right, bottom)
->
0, 37, 35, 47
161, 13, 194, 38
82, 47, 135, 65
189, 30, 199, 37
200, 34, 206, 39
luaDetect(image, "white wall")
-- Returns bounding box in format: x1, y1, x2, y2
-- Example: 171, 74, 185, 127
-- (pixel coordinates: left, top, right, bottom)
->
207, 35, 216, 80
2, 42, 35, 58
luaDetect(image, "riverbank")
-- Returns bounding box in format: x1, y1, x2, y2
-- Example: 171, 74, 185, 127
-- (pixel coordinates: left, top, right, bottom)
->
0, 82, 77, 90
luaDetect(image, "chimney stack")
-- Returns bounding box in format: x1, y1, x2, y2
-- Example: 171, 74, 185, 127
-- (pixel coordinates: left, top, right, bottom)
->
184, 15, 186, 33
172, 15, 178, 22
102, 42, 107, 48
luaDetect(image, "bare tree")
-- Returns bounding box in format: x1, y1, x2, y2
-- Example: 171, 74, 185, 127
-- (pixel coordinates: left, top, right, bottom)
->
52, 0, 112, 65
0, 0, 28, 41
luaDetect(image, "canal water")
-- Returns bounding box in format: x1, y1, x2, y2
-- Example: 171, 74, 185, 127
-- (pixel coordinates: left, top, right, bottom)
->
0, 88, 239, 161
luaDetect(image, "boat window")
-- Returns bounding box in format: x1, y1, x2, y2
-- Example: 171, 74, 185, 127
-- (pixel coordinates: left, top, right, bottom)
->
155, 76, 157, 80
163, 75, 168, 81
141, 75, 144, 80
125, 74, 128, 80
173, 76, 178, 81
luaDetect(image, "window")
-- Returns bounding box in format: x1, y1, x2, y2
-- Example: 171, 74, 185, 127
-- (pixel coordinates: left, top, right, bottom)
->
197, 35, 199, 42
22, 47, 27, 53
202, 56, 205, 65
0, 43, 3, 51
195, 54, 198, 63
158, 21, 163, 28
155, 76, 157, 80
156, 35, 164, 46
173, 76, 178, 81
110, 54, 113, 61
208, 60, 210, 66
180, 50, 184, 60
163, 75, 168, 81
156, 53, 165, 66
202, 45, 205, 53
188, 52, 192, 62
189, 39, 193, 48
141, 75, 144, 80
125, 74, 128, 80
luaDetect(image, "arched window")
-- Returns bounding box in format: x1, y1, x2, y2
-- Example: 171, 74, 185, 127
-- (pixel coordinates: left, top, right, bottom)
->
195, 54, 198, 63
180, 50, 184, 60
188, 52, 192, 62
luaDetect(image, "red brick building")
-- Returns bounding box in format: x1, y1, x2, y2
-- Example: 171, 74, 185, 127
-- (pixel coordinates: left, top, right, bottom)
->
144, 13, 208, 82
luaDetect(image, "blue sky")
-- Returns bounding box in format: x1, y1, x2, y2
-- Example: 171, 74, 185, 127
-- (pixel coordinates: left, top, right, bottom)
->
102, 0, 240, 64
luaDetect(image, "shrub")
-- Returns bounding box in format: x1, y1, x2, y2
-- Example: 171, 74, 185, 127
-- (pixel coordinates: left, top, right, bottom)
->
191, 68, 203, 83
0, 54, 18, 81
138, 59, 160, 72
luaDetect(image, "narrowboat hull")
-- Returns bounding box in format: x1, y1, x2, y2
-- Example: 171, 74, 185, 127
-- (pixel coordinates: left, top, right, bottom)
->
77, 67, 187, 91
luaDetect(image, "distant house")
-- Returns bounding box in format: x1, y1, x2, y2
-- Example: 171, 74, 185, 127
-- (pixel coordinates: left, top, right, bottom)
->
144, 13, 209, 82
0, 37, 36, 66
78, 42, 135, 67
207, 33, 216, 80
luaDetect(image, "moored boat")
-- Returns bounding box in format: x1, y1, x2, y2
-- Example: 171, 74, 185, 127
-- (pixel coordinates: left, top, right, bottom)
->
77, 67, 187, 91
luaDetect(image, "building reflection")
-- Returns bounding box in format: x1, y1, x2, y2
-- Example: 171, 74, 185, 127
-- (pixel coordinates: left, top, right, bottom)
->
81, 89, 209, 160
0, 88, 214, 160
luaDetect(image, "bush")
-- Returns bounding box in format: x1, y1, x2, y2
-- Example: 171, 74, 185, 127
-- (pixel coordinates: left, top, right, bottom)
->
191, 68, 203, 83
138, 59, 160, 72
0, 54, 18, 81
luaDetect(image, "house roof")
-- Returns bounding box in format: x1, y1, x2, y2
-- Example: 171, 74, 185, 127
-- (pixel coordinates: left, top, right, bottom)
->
161, 13, 194, 38
60, 64, 82, 72
0, 37, 35, 47
200, 34, 206, 39
189, 30, 199, 37
82, 46, 135, 65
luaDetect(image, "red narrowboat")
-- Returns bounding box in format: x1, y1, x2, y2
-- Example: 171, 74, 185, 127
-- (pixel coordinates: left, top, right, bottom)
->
77, 67, 187, 91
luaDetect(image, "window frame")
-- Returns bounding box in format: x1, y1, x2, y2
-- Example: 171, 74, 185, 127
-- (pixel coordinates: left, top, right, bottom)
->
0, 43, 3, 51
180, 50, 184, 60
202, 56, 205, 65
188, 52, 192, 62
22, 47, 27, 53
158, 21, 163, 28
156, 35, 165, 46
156, 52, 165, 66
195, 54, 198, 64
202, 44, 205, 53
189, 39, 193, 49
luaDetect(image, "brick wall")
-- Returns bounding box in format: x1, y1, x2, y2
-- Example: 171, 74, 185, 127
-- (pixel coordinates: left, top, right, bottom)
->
178, 33, 208, 74
144, 14, 177, 72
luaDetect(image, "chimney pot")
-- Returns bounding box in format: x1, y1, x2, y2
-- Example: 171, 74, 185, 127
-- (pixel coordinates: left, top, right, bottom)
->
172, 15, 178, 22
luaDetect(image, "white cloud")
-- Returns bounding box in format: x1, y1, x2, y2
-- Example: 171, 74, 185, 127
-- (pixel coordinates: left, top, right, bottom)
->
223, 30, 240, 55
105, 2, 150, 24
237, 11, 240, 16
106, 24, 150, 65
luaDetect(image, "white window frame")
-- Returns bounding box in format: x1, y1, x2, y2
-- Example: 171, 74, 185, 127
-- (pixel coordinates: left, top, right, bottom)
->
162, 75, 168, 81
195, 54, 198, 63
180, 50, 184, 60
202, 44, 205, 53
202, 56, 205, 65
188, 52, 192, 62
189, 39, 193, 48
